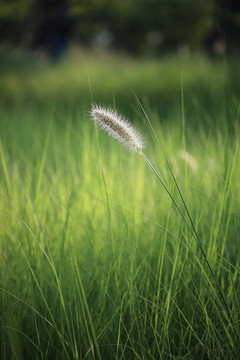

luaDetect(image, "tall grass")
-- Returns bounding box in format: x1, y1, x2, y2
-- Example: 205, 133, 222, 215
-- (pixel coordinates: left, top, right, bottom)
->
0, 49, 240, 359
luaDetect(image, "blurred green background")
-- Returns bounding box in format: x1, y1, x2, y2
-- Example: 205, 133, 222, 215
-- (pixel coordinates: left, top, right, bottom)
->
1, 0, 240, 56
1, 1, 240, 359
0, 0, 240, 119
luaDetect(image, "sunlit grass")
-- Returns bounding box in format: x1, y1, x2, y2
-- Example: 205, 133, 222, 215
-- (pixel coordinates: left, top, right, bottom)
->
0, 50, 240, 359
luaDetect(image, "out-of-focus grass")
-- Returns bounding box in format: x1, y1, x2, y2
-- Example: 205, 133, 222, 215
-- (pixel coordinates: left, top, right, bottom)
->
1, 46, 239, 120
0, 48, 240, 359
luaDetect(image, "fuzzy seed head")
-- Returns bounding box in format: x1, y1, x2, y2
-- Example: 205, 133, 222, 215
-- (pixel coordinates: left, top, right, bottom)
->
90, 105, 145, 151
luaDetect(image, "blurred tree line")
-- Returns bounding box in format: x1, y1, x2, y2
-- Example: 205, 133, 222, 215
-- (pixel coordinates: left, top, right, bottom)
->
0, 0, 239, 56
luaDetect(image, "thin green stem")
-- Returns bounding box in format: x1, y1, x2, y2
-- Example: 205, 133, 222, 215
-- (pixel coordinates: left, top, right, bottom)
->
138, 149, 231, 320
132, 93, 233, 325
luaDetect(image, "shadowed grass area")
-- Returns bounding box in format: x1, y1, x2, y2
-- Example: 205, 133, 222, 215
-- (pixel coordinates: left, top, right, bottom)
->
0, 49, 240, 359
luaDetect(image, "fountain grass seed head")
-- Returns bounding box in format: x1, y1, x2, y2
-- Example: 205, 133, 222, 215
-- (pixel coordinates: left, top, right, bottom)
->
90, 105, 145, 152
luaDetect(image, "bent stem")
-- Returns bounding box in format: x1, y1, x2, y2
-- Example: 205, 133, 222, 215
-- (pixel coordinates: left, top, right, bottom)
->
138, 149, 232, 321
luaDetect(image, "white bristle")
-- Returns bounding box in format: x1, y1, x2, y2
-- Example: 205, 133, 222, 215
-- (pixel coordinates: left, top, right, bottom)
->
89, 105, 145, 151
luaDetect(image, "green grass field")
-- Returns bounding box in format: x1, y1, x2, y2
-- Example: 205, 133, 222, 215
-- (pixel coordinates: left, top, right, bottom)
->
0, 48, 240, 359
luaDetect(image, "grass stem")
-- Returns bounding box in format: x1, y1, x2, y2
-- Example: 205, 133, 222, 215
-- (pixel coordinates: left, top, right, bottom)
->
138, 149, 232, 324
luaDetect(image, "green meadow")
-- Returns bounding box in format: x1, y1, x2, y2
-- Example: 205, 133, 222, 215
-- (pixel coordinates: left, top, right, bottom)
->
0, 48, 240, 359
